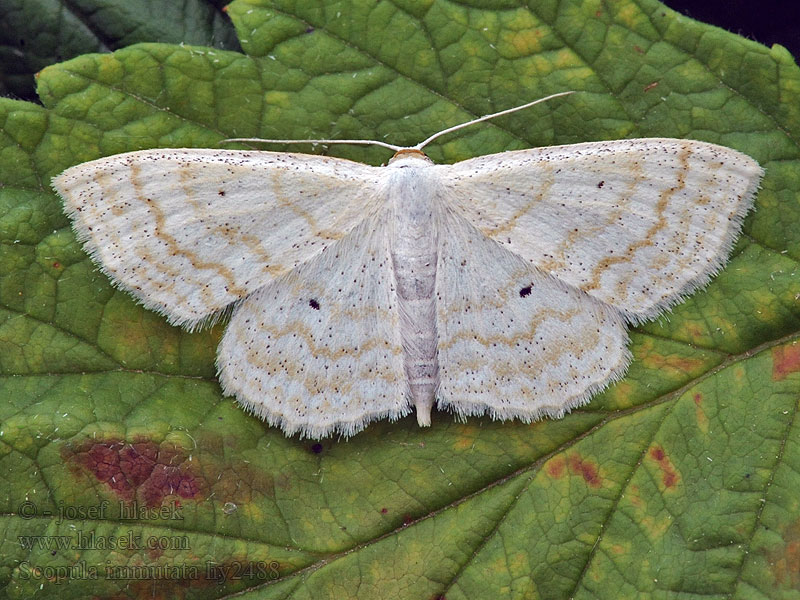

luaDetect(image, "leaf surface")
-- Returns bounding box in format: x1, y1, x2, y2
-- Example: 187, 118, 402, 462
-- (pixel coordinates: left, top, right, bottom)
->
0, 0, 239, 100
1, 0, 800, 598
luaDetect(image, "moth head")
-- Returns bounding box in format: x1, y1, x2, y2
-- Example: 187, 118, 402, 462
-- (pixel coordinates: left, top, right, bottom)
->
388, 148, 433, 166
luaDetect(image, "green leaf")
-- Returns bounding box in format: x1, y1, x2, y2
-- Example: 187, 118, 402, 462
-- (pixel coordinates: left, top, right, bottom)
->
2, 0, 800, 598
0, 0, 240, 101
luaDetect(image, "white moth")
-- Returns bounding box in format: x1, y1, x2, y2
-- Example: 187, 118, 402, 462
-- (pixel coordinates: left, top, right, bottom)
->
52, 93, 763, 439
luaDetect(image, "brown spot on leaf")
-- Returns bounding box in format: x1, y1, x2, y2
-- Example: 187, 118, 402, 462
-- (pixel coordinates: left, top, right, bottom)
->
686, 325, 705, 339
649, 445, 680, 488
663, 471, 677, 488
628, 485, 642, 508
568, 454, 601, 488
547, 457, 565, 479
453, 424, 478, 450
767, 519, 800, 588
642, 350, 704, 374
143, 463, 200, 506
693, 393, 709, 432
773, 344, 800, 380
62, 439, 202, 506
194, 430, 278, 501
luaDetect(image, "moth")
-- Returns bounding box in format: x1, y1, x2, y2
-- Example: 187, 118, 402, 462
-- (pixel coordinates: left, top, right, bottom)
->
52, 93, 763, 438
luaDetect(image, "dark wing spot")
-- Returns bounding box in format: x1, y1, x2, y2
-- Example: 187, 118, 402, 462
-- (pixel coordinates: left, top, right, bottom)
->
309, 298, 320, 310
519, 285, 532, 298
218, 190, 226, 196
597, 181, 605, 188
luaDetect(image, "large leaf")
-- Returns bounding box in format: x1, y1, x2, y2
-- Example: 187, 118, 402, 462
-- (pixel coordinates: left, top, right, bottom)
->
2, 0, 800, 598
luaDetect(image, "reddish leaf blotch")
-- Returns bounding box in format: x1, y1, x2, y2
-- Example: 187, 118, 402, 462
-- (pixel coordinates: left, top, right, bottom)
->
63, 439, 202, 506
568, 454, 601, 488
773, 344, 800, 381
649, 445, 680, 489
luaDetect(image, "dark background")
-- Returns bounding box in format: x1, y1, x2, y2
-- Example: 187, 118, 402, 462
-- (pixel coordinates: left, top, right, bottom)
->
662, 0, 800, 60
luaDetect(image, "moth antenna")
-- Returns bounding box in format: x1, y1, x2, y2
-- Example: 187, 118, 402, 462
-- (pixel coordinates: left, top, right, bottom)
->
221, 137, 404, 152
413, 91, 576, 150
222, 91, 574, 153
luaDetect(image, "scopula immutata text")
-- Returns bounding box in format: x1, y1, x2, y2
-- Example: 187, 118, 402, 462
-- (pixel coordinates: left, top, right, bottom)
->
52, 93, 763, 439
